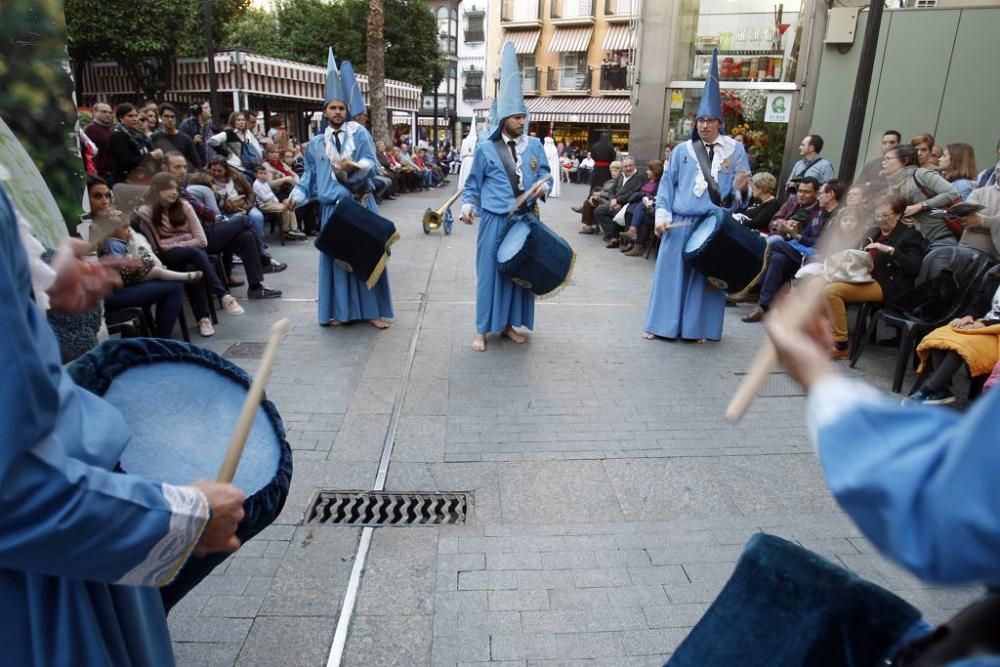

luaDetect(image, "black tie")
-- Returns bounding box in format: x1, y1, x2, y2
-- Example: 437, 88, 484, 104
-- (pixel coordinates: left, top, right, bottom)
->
706, 142, 715, 163
332, 130, 343, 153
507, 139, 518, 164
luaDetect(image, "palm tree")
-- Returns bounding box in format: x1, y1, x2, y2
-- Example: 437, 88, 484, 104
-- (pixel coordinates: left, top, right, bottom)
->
366, 0, 389, 144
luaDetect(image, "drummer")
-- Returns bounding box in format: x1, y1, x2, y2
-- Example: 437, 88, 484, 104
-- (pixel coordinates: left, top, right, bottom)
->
285, 48, 393, 329
460, 41, 551, 352
643, 49, 750, 343
0, 184, 245, 664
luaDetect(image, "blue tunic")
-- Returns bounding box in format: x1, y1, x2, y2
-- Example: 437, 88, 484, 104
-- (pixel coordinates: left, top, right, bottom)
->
292, 122, 393, 324
462, 136, 550, 334
0, 189, 209, 665
645, 138, 749, 341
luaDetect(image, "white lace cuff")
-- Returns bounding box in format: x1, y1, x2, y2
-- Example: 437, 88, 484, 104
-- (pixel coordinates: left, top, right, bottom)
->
806, 375, 884, 452
116, 484, 210, 587
654, 208, 672, 225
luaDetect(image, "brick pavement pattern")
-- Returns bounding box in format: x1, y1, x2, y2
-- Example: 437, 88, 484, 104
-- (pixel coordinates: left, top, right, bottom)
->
170, 183, 979, 666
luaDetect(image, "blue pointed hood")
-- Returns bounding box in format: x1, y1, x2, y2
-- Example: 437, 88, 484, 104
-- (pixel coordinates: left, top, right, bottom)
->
489, 41, 528, 140
692, 48, 723, 139
339, 60, 366, 118
324, 47, 346, 106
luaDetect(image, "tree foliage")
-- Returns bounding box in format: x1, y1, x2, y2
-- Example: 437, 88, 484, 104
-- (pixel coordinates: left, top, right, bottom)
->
220, 0, 441, 90
65, 0, 250, 99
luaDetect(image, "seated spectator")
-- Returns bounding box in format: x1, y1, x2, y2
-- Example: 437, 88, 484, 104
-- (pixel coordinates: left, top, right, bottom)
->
417, 148, 445, 187
766, 176, 821, 243
373, 140, 400, 200
284, 146, 305, 178
574, 160, 622, 234
86, 175, 184, 339
784, 134, 834, 195
938, 142, 978, 199
735, 172, 781, 232
266, 116, 288, 146
151, 103, 202, 169
261, 145, 298, 199
596, 156, 643, 247
910, 133, 936, 170
576, 153, 595, 184
252, 165, 305, 241
975, 138, 999, 188
883, 144, 961, 249
960, 163, 1000, 257
106, 103, 163, 186
560, 154, 579, 184
397, 144, 428, 190
743, 179, 845, 323
622, 159, 664, 256
207, 111, 264, 176
856, 129, 901, 198
907, 265, 1000, 405
845, 182, 869, 209
822, 195, 927, 358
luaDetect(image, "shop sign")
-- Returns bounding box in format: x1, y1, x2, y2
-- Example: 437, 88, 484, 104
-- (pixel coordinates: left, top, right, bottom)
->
764, 93, 792, 123
670, 90, 684, 110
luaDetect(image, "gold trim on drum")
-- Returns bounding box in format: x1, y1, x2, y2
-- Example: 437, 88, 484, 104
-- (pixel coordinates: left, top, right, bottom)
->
512, 277, 533, 290
707, 276, 729, 290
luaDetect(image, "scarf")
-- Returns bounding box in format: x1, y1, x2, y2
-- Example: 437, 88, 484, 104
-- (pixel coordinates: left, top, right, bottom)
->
112, 122, 150, 157
267, 159, 293, 178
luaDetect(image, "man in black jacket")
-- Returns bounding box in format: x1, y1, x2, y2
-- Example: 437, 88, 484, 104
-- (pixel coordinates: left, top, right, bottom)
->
594, 156, 644, 247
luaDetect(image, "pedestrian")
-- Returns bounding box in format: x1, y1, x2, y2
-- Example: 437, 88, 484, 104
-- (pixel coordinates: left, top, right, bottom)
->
460, 41, 551, 353
589, 132, 615, 188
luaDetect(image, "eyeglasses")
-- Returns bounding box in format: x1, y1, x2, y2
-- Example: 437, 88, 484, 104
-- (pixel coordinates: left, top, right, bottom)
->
696, 118, 719, 126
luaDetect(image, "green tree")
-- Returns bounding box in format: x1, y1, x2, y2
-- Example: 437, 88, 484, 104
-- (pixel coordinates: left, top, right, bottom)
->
65, 0, 249, 99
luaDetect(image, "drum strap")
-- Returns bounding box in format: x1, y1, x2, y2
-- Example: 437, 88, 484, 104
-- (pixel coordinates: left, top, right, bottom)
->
493, 138, 524, 201
692, 140, 722, 207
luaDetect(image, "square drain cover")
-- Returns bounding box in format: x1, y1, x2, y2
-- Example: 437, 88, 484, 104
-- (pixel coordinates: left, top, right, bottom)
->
734, 371, 806, 398
305, 491, 468, 526
223, 342, 269, 359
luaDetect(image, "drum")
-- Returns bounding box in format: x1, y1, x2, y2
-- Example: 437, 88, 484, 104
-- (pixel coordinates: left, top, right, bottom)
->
68, 338, 293, 611
314, 196, 399, 289
682, 208, 766, 293
496, 212, 576, 297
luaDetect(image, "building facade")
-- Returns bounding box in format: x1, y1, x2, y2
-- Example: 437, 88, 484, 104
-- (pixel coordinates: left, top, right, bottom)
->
457, 3, 489, 142
478, 0, 640, 154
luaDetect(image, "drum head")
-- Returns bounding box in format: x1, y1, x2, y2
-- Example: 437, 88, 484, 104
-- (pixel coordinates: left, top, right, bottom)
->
684, 215, 721, 255
104, 362, 282, 496
497, 221, 532, 263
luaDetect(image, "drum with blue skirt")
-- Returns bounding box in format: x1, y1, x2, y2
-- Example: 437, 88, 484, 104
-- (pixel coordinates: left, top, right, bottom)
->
682, 208, 766, 293
315, 195, 399, 289
496, 212, 575, 297
68, 338, 293, 611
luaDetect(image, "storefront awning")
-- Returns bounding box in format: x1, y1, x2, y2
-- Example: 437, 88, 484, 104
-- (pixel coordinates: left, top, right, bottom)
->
391, 113, 450, 127
602, 24, 636, 51
548, 26, 594, 53
503, 30, 542, 55
473, 96, 631, 125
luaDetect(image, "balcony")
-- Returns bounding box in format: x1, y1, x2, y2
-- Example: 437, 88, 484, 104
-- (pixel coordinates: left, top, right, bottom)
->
604, 0, 639, 22
598, 64, 630, 94
464, 30, 485, 43
501, 0, 543, 27
546, 67, 592, 94
522, 67, 540, 94
462, 85, 484, 101
551, 0, 596, 25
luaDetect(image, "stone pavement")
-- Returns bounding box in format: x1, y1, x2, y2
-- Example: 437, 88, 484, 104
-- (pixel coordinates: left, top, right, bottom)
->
170, 182, 978, 666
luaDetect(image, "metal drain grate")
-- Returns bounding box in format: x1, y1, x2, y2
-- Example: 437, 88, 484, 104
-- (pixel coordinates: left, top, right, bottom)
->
734, 371, 806, 398
223, 342, 269, 359
305, 491, 468, 526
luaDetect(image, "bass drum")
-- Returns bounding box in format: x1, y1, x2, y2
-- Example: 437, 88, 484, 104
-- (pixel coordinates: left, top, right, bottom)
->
682, 209, 766, 294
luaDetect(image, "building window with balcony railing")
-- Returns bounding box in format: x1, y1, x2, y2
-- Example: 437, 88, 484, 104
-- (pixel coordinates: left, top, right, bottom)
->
515, 54, 539, 93
549, 52, 590, 92
501, 0, 541, 22
604, 0, 638, 17
464, 14, 485, 43
551, 0, 594, 20
599, 50, 630, 90
462, 71, 483, 101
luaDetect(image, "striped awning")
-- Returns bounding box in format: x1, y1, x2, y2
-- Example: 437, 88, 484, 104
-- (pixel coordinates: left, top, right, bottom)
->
503, 30, 541, 55
602, 24, 636, 51
548, 26, 594, 53
473, 96, 631, 124
391, 113, 450, 127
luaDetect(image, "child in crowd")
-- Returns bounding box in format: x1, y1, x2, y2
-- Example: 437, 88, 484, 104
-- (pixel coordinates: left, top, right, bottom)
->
252, 165, 305, 241
95, 211, 203, 285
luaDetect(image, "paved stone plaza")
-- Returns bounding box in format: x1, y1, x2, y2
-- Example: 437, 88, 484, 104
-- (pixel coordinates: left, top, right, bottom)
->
170, 182, 977, 666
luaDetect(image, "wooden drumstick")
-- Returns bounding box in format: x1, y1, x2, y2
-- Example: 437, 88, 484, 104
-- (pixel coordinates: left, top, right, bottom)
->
508, 174, 554, 214
724, 267, 827, 422
217, 318, 291, 483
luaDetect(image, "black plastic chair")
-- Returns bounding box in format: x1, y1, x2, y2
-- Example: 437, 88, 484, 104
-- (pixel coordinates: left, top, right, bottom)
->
847, 302, 882, 366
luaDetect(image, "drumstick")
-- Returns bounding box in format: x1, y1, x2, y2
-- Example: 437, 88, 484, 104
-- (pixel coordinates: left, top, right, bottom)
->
662, 221, 694, 230
507, 174, 554, 214
217, 318, 291, 483
722, 252, 831, 422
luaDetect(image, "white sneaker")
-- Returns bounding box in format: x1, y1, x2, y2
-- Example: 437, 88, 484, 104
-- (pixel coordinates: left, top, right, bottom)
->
221, 294, 245, 315
198, 318, 215, 337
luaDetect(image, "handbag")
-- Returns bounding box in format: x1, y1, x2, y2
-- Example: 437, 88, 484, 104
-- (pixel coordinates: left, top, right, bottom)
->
824, 249, 874, 283
612, 203, 629, 226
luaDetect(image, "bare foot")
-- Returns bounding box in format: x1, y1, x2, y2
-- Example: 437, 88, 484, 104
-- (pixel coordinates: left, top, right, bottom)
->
502, 326, 527, 344
370, 319, 391, 330
642, 332, 656, 340
322, 319, 342, 327
472, 334, 486, 352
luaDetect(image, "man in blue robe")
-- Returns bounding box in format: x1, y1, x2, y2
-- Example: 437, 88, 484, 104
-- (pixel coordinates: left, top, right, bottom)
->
460, 41, 551, 352
286, 49, 393, 328
0, 185, 245, 665
643, 49, 750, 342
